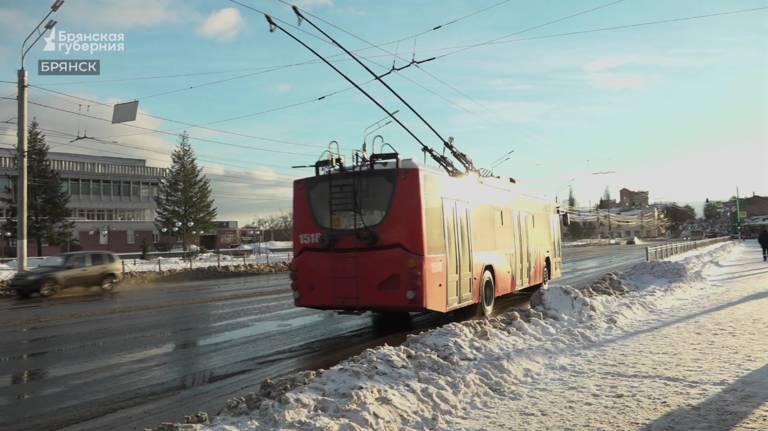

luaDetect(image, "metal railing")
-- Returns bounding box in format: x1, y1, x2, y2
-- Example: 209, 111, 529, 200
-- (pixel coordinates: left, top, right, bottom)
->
645, 236, 730, 261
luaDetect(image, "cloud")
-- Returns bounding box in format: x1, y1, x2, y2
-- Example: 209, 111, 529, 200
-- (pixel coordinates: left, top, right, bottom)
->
0, 9, 33, 33
294, 0, 334, 9
487, 79, 531, 91
205, 166, 293, 223
197, 7, 245, 41
61, 0, 199, 29
274, 83, 293, 94
454, 100, 554, 125
582, 54, 689, 91
0, 93, 295, 224
586, 72, 647, 90
0, 93, 174, 167
583, 55, 686, 73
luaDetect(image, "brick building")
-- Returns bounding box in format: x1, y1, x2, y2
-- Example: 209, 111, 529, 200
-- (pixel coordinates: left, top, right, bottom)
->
619, 188, 649, 208
739, 194, 768, 217
0, 150, 167, 256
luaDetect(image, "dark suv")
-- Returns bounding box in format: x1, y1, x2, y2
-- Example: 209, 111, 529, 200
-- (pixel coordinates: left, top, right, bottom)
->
10, 251, 123, 298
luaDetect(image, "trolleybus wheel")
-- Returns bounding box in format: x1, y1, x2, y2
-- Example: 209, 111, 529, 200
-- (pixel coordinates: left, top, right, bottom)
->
479, 270, 495, 318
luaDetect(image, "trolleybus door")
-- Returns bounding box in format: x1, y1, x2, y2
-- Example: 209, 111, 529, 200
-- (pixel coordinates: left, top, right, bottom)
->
443, 199, 472, 308
457, 202, 473, 304
517, 212, 529, 287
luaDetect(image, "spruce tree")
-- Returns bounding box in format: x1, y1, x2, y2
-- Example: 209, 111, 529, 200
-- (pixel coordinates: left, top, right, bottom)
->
567, 186, 577, 209
1, 120, 74, 256
155, 132, 217, 249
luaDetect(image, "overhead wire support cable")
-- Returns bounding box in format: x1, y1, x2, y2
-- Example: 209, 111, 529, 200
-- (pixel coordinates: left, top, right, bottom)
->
263, 13, 460, 176
284, 6, 475, 174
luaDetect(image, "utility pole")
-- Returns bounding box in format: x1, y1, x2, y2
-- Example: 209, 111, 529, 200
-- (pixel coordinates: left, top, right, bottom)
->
736, 186, 741, 240
16, 69, 27, 271
17, 0, 63, 271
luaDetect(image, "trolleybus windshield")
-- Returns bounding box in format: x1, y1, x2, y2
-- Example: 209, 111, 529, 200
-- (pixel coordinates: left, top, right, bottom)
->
306, 171, 397, 230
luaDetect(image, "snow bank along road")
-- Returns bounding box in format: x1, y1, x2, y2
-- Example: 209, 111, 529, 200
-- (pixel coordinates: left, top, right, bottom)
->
198, 241, 767, 431
0, 244, 646, 430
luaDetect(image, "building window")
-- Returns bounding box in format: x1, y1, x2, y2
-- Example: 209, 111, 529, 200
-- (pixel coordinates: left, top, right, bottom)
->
71, 179, 80, 195
122, 181, 130, 197
99, 230, 108, 245
127, 230, 135, 244
93, 180, 101, 197
87, 210, 96, 221
61, 179, 69, 195
81, 180, 91, 196
140, 182, 149, 199
131, 182, 140, 198
102, 180, 111, 197
96, 209, 106, 221
153, 232, 159, 243
105, 209, 114, 220
112, 181, 121, 197
150, 183, 159, 197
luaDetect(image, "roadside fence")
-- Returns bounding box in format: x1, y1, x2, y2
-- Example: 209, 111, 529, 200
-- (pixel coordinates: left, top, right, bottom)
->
645, 236, 730, 261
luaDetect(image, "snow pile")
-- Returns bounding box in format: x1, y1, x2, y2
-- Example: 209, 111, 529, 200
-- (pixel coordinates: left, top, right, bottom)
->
201, 311, 572, 431
535, 241, 734, 329
120, 252, 292, 273
237, 241, 293, 252
181, 242, 734, 431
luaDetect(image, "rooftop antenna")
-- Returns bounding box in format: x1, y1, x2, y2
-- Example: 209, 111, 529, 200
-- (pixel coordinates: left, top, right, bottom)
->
286, 6, 478, 174
264, 11, 460, 176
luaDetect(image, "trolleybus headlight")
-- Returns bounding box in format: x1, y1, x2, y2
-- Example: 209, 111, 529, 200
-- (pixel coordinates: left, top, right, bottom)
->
405, 290, 416, 300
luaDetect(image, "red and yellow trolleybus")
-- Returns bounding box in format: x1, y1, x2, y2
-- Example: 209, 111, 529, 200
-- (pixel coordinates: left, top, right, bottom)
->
290, 156, 563, 316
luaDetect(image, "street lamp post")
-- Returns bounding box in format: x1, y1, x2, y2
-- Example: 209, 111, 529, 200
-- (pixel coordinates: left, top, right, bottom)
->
17, 0, 64, 272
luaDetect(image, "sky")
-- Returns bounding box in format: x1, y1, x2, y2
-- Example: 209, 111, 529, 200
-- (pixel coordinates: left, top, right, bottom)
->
0, 0, 766, 223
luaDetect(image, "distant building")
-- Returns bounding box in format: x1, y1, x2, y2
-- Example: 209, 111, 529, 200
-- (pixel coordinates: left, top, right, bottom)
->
619, 188, 649, 208
739, 194, 768, 217
566, 207, 664, 239
0, 150, 167, 256
199, 220, 240, 250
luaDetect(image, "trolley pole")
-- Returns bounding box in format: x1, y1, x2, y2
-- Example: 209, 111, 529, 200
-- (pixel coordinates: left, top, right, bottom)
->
16, 69, 28, 271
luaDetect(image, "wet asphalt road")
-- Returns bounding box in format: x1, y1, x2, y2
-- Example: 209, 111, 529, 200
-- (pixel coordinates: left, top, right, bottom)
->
0, 244, 647, 430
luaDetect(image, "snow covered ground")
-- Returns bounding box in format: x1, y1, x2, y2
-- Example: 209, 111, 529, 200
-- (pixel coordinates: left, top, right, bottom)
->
120, 252, 292, 273
0, 243, 293, 280
191, 240, 768, 431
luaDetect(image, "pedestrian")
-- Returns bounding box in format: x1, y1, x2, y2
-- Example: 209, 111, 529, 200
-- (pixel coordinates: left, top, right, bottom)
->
759, 229, 768, 262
